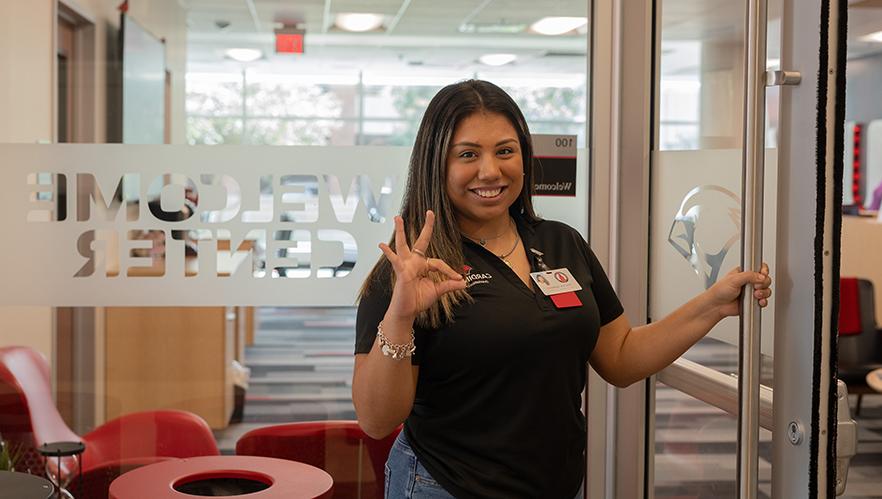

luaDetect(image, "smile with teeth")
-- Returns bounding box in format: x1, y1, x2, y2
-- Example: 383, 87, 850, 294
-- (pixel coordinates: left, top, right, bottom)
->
471, 186, 505, 198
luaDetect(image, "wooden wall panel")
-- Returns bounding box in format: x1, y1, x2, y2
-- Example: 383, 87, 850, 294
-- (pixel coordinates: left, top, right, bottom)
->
104, 307, 233, 429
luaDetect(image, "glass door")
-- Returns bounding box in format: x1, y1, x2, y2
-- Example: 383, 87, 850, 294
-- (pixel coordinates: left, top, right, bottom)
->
649, 0, 776, 496
634, 0, 845, 497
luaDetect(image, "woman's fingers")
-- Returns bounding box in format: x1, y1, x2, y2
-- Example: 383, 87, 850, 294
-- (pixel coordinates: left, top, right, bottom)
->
426, 258, 464, 281
378, 243, 400, 269
393, 216, 411, 258
412, 210, 435, 255
435, 278, 468, 296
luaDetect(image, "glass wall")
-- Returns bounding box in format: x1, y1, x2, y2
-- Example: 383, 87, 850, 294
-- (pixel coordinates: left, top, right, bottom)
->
0, 1, 590, 496
185, 70, 587, 147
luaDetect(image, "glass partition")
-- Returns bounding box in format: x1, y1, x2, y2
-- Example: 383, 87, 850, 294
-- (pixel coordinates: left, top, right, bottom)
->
650, 0, 780, 496
0, 1, 590, 496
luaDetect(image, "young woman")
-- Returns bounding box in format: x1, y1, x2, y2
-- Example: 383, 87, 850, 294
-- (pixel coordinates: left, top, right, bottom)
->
352, 80, 772, 499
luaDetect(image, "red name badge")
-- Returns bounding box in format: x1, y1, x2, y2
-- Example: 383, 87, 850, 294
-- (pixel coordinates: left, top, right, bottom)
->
550, 292, 582, 309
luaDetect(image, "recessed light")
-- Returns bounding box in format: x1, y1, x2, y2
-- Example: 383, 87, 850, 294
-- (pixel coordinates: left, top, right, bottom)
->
479, 53, 518, 66
335, 13, 385, 32
225, 48, 263, 62
530, 17, 588, 36
862, 31, 882, 43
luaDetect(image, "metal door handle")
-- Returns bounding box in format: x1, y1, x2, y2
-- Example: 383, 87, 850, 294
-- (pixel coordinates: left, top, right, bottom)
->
766, 70, 802, 86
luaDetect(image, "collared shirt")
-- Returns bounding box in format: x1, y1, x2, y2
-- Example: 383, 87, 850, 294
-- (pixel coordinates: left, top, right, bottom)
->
355, 216, 623, 498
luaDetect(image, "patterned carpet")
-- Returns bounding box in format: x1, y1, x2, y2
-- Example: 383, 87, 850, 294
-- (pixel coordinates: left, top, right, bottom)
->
214, 307, 882, 497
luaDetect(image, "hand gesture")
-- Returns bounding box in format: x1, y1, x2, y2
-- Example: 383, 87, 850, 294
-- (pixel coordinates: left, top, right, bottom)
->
709, 263, 773, 318
379, 211, 467, 321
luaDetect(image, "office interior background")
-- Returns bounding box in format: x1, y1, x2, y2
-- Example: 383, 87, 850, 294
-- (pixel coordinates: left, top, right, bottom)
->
1, 0, 881, 497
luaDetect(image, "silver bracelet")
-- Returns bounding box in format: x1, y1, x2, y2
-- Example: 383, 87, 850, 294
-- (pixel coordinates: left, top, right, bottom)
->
377, 321, 416, 360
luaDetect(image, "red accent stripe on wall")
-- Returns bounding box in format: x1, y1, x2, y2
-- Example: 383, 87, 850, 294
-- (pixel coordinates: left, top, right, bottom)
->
853, 124, 862, 205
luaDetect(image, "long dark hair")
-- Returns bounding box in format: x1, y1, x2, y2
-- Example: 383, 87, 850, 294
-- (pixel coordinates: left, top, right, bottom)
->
360, 79, 540, 328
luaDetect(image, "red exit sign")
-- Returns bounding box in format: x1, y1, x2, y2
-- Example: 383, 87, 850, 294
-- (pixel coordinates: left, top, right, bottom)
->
275, 31, 304, 54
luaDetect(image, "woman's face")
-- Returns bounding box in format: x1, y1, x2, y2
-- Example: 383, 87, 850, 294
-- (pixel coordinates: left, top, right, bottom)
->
445, 111, 524, 227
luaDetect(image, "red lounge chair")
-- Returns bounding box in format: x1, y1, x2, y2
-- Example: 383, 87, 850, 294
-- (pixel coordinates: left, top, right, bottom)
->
0, 346, 219, 498
236, 421, 401, 499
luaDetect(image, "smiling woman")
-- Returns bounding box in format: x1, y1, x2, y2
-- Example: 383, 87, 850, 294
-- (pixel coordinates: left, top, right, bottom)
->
350, 80, 772, 499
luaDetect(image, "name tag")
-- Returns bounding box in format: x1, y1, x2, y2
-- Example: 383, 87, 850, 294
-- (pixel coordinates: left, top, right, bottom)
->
530, 268, 582, 296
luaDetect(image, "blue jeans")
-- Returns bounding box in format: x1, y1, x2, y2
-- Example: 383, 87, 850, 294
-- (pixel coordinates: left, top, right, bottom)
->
384, 431, 585, 499
385, 431, 455, 499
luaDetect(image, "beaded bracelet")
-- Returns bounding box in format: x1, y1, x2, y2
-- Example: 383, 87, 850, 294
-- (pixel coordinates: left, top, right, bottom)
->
377, 321, 416, 360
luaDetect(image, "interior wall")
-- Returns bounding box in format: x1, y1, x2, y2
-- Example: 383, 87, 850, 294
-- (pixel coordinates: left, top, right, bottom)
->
699, 41, 744, 150
0, 0, 188, 371
0, 310, 54, 363
0, 0, 53, 143
72, 0, 188, 143
0, 0, 55, 361
127, 0, 188, 144
846, 53, 882, 123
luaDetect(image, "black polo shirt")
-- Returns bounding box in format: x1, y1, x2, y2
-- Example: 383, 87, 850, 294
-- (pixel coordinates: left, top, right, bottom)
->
355, 217, 623, 499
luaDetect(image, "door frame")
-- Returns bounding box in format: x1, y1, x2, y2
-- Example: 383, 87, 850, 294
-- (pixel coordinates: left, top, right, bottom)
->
587, 0, 844, 497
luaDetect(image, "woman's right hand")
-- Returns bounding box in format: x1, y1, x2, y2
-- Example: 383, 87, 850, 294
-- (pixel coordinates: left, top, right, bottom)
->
379, 210, 466, 321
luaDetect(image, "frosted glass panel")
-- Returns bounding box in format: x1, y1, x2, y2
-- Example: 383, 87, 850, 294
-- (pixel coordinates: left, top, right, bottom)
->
0, 144, 591, 306
0, 145, 409, 306
649, 149, 777, 355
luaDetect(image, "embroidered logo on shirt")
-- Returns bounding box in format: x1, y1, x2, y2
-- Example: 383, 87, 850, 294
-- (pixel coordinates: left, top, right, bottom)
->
462, 264, 492, 288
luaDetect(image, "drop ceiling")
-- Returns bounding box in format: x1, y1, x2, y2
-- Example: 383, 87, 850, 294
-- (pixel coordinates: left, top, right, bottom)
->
180, 0, 882, 75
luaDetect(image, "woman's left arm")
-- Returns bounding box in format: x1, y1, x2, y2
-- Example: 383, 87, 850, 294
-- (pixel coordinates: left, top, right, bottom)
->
589, 264, 772, 388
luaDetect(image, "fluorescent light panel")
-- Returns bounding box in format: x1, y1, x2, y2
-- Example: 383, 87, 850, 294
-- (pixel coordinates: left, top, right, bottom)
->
479, 53, 517, 66
225, 48, 263, 62
530, 17, 588, 36
335, 13, 385, 32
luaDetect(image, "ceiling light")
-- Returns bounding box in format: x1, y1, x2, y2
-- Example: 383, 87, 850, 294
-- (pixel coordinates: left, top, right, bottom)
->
225, 48, 263, 62
862, 31, 882, 43
335, 13, 385, 32
479, 53, 518, 66
530, 17, 588, 36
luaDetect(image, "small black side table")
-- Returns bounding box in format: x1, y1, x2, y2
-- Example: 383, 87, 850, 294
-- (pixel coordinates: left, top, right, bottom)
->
0, 470, 54, 499
38, 441, 85, 499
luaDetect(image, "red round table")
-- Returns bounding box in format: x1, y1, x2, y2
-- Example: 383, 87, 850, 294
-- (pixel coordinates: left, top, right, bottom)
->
109, 455, 333, 499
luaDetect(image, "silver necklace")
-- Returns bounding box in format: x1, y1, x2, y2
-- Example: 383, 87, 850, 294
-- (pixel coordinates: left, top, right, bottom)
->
498, 231, 521, 268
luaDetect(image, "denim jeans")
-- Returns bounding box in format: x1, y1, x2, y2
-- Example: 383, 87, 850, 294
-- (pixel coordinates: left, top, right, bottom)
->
385, 431, 456, 499
384, 431, 585, 499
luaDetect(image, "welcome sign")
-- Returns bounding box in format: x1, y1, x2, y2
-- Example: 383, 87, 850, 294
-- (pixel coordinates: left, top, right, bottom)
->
1, 145, 408, 306
1, 142, 587, 306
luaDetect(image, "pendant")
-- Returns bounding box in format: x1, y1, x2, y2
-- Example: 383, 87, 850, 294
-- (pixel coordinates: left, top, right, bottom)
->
479, 239, 487, 246
503, 258, 513, 268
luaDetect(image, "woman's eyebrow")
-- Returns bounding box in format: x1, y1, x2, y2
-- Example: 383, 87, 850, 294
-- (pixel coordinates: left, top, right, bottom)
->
451, 138, 518, 148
